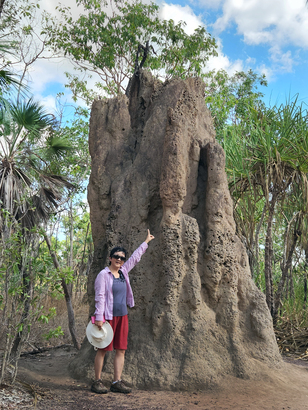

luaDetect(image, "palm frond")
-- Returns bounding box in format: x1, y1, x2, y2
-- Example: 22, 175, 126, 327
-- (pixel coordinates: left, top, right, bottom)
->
0, 69, 22, 90
0, 98, 73, 230
45, 136, 72, 158
10, 99, 54, 137
41, 174, 75, 190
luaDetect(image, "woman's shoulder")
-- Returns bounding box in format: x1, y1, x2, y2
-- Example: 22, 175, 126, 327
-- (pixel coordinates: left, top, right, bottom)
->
96, 267, 111, 280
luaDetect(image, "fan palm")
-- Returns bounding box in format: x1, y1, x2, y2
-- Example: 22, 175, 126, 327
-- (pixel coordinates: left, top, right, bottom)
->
0, 98, 73, 232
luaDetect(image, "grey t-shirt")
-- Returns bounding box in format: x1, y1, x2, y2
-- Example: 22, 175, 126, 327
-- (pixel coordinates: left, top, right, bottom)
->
112, 275, 128, 316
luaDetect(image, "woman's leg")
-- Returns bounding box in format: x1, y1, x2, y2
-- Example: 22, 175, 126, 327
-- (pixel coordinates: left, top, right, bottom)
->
113, 349, 125, 381
92, 348, 109, 393
94, 348, 106, 380
110, 316, 131, 393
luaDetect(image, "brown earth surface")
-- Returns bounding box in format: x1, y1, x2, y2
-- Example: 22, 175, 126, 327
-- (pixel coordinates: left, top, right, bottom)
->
1, 346, 308, 410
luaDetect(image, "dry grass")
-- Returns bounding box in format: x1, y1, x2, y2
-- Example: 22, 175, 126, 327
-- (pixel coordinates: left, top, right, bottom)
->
24, 293, 89, 351
275, 320, 308, 360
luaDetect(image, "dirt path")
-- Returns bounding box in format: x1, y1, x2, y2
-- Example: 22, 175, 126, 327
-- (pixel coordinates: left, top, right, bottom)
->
3, 347, 308, 410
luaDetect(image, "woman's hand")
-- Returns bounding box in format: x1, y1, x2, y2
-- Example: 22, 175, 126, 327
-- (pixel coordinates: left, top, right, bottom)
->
145, 229, 155, 244
95, 320, 103, 330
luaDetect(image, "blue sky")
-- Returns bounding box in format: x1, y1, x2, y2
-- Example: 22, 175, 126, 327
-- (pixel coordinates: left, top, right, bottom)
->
34, 0, 308, 115
159, 0, 308, 106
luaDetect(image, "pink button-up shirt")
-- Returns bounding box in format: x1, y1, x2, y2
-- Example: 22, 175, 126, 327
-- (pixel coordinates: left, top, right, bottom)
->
94, 242, 148, 321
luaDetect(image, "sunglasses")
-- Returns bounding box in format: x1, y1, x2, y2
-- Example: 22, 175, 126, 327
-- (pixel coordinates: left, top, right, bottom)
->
112, 254, 126, 261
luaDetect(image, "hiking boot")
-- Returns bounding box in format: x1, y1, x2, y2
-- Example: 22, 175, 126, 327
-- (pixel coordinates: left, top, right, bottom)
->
110, 380, 132, 394
91, 379, 108, 394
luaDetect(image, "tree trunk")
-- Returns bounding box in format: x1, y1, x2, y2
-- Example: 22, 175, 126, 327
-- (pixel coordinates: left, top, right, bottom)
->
254, 203, 266, 281
0, 331, 13, 384
11, 236, 34, 357
69, 201, 74, 269
304, 273, 307, 308
43, 231, 81, 350
264, 196, 276, 316
61, 278, 80, 350
304, 249, 308, 309
273, 220, 301, 323
68, 200, 74, 296
289, 267, 294, 299
11, 264, 33, 355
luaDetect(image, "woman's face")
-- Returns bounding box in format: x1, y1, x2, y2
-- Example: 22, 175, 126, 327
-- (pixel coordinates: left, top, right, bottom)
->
109, 251, 126, 271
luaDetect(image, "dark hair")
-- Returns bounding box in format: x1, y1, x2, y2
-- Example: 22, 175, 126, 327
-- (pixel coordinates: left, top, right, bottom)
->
109, 246, 127, 265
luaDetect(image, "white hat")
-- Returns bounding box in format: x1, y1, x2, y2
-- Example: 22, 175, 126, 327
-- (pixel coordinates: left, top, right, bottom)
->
86, 321, 113, 349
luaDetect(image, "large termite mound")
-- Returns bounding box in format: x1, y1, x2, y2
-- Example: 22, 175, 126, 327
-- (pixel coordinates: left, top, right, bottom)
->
70, 71, 281, 390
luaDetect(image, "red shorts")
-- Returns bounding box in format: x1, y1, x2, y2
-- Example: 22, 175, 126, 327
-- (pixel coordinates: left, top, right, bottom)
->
103, 315, 129, 351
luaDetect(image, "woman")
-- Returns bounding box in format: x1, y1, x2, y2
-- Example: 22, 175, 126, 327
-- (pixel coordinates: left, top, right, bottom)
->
91, 229, 155, 394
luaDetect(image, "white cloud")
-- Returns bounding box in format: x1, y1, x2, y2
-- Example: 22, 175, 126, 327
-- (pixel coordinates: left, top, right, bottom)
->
269, 46, 295, 73
159, 3, 246, 76
160, 2, 204, 34
37, 94, 58, 113
256, 64, 273, 82
212, 0, 308, 48
32, 86, 76, 119
246, 56, 256, 66
24, 0, 301, 102
206, 39, 243, 74
197, 0, 224, 9
26, 58, 69, 94
41, 0, 85, 19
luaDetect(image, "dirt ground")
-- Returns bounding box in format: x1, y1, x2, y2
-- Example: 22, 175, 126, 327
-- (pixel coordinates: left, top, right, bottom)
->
0, 346, 307, 410
1, 298, 308, 409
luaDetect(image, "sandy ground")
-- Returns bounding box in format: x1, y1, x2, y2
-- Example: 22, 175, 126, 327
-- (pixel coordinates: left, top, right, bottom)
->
1, 346, 306, 410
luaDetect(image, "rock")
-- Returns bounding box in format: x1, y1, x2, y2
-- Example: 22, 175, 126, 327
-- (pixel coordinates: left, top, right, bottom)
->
69, 70, 281, 390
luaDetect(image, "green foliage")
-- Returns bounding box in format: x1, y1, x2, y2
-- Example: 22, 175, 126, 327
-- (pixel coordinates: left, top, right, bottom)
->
52, 204, 93, 293
0, 98, 73, 229
224, 96, 308, 317
0, 215, 67, 381
275, 266, 308, 328
49, 106, 91, 192
224, 97, 308, 202
43, 326, 64, 341
48, 0, 217, 99
205, 69, 267, 142
0, 0, 91, 374
38, 307, 57, 324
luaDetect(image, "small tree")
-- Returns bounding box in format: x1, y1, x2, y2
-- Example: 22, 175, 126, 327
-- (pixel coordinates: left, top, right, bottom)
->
49, 0, 217, 100
0, 216, 61, 384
